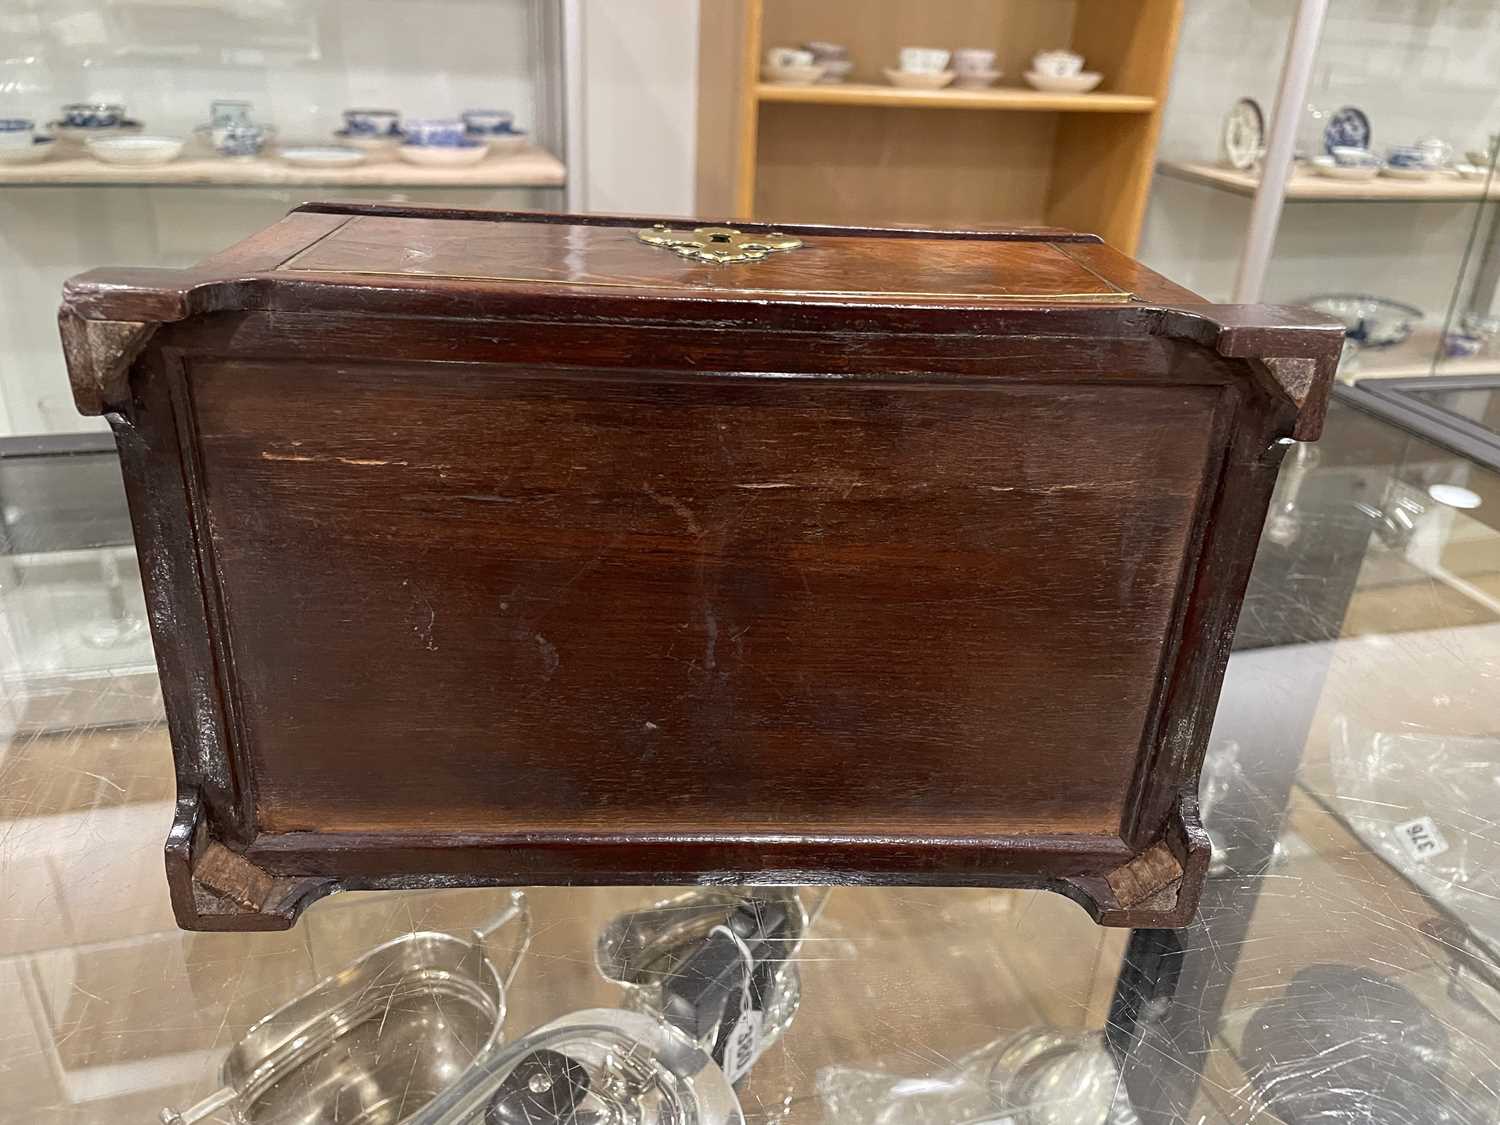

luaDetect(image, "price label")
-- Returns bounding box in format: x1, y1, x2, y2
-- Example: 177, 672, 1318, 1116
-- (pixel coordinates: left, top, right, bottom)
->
1394, 816, 1449, 863
722, 1009, 763, 1085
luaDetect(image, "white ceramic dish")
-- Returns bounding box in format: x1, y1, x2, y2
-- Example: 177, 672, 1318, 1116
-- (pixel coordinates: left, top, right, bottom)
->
51, 120, 144, 143
1310, 156, 1380, 181
0, 138, 54, 165
763, 62, 825, 85
1379, 164, 1436, 181
398, 142, 488, 167
279, 145, 366, 168
84, 134, 184, 165
1454, 163, 1489, 181
953, 69, 1003, 89
883, 68, 956, 90
1024, 71, 1103, 93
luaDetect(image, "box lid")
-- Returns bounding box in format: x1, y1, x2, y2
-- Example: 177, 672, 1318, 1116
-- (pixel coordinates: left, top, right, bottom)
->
59, 203, 1346, 437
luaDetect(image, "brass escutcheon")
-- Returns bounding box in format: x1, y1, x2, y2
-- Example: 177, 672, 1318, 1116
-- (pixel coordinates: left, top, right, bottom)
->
637, 223, 803, 264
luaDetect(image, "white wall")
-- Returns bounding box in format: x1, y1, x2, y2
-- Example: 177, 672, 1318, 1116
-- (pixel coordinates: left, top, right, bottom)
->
1138, 0, 1500, 312
574, 0, 699, 217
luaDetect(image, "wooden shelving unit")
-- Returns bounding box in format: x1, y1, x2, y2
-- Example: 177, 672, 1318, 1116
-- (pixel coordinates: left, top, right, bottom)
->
0, 146, 565, 188
1159, 160, 1498, 203
698, 0, 1184, 253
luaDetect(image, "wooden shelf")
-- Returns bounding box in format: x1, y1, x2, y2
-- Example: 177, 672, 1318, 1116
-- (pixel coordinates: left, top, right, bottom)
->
755, 82, 1157, 114
1159, 160, 1498, 202
0, 145, 565, 188
1340, 325, 1500, 382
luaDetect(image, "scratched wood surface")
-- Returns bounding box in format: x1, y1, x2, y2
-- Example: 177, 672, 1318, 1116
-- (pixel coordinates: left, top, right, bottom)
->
189, 359, 1220, 840
57, 203, 1346, 930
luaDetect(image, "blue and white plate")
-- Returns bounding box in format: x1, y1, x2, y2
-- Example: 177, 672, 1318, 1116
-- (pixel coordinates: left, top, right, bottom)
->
1323, 106, 1370, 154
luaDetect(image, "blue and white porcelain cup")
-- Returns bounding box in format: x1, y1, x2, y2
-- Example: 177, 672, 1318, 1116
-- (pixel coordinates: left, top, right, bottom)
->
343, 108, 401, 137
61, 102, 125, 128
0, 118, 35, 150
1386, 145, 1431, 169
403, 118, 469, 146
461, 109, 515, 135
215, 122, 267, 157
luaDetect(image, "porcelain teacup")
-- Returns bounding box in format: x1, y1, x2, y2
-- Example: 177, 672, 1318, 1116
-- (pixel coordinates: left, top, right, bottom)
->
461, 109, 515, 135
343, 108, 401, 137
765, 46, 815, 69
215, 122, 267, 157
403, 118, 469, 147
0, 118, 35, 150
1386, 144, 1431, 169
61, 102, 125, 128
952, 48, 997, 75
1032, 50, 1085, 78
804, 41, 848, 61
898, 46, 951, 74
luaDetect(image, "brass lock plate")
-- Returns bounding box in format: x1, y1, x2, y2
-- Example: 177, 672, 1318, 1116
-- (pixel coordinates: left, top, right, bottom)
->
637, 224, 803, 265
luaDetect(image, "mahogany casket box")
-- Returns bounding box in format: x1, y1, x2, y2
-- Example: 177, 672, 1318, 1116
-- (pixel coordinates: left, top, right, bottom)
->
58, 203, 1342, 931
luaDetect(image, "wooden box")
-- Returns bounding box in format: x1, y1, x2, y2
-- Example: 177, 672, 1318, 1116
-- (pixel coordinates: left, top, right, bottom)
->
60, 204, 1342, 931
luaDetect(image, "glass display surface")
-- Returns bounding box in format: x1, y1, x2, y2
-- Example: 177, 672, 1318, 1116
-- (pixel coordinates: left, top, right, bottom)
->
3, 394, 1499, 1123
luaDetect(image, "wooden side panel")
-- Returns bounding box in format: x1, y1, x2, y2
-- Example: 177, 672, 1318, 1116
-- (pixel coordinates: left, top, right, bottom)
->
696, 0, 749, 216
1047, 0, 1184, 251
184, 360, 1221, 844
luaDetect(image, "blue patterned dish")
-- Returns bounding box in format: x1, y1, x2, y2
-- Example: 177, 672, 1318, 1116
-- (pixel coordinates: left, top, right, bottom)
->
404, 118, 469, 147
61, 102, 125, 128
343, 108, 401, 137
1322, 106, 1370, 154
1303, 294, 1421, 350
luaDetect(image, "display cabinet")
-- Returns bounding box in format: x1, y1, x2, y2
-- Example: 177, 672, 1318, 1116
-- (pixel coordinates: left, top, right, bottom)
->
0, 0, 576, 438
1141, 0, 1500, 383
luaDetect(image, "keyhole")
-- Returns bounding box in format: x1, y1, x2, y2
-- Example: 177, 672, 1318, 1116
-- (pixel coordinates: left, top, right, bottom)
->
708, 232, 732, 243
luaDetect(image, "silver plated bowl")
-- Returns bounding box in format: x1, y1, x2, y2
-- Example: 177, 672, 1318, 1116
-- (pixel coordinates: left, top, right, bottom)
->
161, 892, 530, 1125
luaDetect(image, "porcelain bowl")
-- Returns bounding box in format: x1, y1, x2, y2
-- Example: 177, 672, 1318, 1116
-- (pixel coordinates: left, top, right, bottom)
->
0, 137, 55, 165
1303, 294, 1423, 349
84, 134, 184, 165
954, 69, 1003, 89
398, 140, 488, 166
883, 67, 956, 90
1024, 71, 1103, 93
279, 145, 366, 168
1310, 155, 1380, 181
763, 62, 826, 85
50, 120, 144, 144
